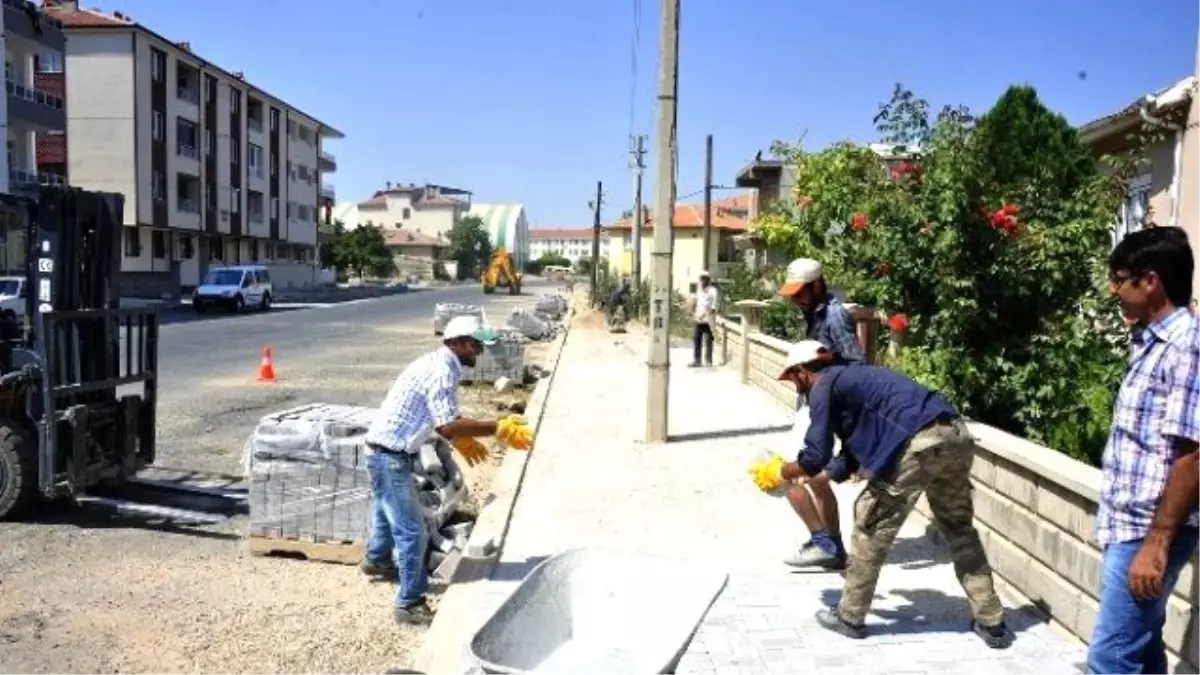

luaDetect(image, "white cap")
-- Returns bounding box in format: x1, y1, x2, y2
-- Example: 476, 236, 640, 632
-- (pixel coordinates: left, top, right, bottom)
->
699, 270, 711, 278
777, 340, 830, 379
778, 258, 823, 296
443, 315, 498, 345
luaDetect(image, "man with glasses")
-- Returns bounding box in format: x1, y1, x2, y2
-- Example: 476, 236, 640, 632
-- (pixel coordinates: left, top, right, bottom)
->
362, 315, 535, 626
1089, 226, 1199, 674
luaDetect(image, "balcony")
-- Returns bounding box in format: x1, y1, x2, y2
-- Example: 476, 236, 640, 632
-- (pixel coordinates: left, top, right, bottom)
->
2, 0, 66, 51
177, 86, 199, 105
321, 183, 336, 201
177, 198, 200, 214
6, 79, 65, 131
8, 166, 63, 192
177, 143, 199, 160
248, 117, 264, 134
318, 150, 337, 172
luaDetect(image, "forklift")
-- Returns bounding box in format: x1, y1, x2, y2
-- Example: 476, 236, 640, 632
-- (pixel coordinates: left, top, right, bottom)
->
0, 186, 159, 519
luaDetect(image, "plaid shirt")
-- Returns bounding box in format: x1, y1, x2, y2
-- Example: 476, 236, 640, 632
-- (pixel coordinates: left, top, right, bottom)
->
1095, 307, 1200, 546
365, 347, 462, 454
805, 296, 866, 365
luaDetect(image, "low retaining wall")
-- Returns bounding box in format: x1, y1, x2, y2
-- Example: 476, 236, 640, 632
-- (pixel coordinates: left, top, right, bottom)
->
713, 316, 1199, 669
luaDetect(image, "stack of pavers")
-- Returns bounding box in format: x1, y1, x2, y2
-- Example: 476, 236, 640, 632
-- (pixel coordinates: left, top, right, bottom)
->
463, 327, 527, 384
244, 403, 471, 568
433, 302, 486, 336
534, 294, 568, 321
506, 308, 553, 341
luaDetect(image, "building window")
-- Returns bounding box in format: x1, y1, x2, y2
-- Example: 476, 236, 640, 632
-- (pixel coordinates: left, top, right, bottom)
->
269, 151, 277, 177
152, 170, 165, 202
123, 228, 141, 257
210, 236, 223, 261
402, 207, 411, 219
248, 143, 264, 177
271, 197, 279, 220
205, 75, 217, 104
152, 112, 164, 141
229, 88, 240, 114
229, 187, 241, 213
230, 138, 240, 164
178, 234, 194, 260
34, 51, 63, 73
176, 118, 198, 157
249, 239, 260, 262
1116, 172, 1153, 244
151, 230, 167, 259
270, 108, 280, 132
204, 129, 215, 157
150, 48, 166, 82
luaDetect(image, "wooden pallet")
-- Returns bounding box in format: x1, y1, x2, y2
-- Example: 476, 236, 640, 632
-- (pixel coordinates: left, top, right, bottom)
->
246, 536, 365, 565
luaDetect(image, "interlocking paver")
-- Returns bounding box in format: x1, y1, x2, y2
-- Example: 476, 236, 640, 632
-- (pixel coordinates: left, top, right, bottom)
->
447, 323, 1088, 673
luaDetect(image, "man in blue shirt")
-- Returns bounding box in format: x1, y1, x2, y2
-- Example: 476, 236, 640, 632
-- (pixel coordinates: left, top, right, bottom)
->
776, 258, 865, 570
770, 340, 1013, 648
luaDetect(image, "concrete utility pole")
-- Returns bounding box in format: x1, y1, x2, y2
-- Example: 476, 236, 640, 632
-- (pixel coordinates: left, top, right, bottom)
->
589, 181, 603, 306
645, 0, 680, 444
630, 134, 647, 288
701, 133, 713, 271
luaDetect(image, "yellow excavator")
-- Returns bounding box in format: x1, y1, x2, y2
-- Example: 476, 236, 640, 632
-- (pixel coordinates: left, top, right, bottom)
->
481, 247, 522, 295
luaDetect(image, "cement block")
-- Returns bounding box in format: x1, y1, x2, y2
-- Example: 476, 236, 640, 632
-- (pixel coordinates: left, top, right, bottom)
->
1023, 555, 1084, 632
974, 483, 1039, 556
1175, 557, 1199, 606
977, 520, 1032, 592
1035, 479, 1097, 545
1164, 594, 1197, 660
1045, 527, 1103, 600
969, 449, 996, 486
1072, 592, 1099, 646
990, 454, 1040, 513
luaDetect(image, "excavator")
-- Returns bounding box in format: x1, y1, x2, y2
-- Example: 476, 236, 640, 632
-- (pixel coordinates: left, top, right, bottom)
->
481, 247, 522, 295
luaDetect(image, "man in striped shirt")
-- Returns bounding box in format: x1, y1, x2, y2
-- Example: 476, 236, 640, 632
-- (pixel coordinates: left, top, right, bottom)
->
362, 315, 522, 626
1089, 227, 1198, 674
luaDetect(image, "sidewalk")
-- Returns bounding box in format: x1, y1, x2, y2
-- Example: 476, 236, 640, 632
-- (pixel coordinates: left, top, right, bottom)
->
423, 321, 1088, 674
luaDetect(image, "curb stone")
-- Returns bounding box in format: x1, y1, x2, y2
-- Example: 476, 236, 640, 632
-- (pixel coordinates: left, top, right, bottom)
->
412, 304, 576, 673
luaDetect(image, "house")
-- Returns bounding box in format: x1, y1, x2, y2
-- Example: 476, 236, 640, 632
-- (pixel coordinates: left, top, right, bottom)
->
45, 0, 343, 295
382, 228, 445, 281
529, 227, 604, 265
468, 203, 530, 271
605, 194, 751, 293
354, 182, 471, 240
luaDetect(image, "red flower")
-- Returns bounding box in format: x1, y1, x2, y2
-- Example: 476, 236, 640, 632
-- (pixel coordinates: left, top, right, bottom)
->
797, 195, 814, 207
1001, 203, 1021, 216
888, 313, 910, 333
875, 262, 893, 277
991, 211, 1008, 227
851, 213, 869, 231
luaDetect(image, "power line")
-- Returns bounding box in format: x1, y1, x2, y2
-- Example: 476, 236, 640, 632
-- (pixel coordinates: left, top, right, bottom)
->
626, 0, 643, 141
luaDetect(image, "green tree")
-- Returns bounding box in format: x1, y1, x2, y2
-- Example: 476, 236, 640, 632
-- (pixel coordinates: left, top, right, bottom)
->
444, 215, 492, 280
326, 224, 394, 279
526, 251, 570, 275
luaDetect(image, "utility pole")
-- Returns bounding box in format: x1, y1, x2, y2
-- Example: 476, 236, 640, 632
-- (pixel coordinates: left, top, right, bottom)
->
645, 0, 679, 444
701, 134, 713, 272
630, 135, 647, 287
589, 181, 603, 306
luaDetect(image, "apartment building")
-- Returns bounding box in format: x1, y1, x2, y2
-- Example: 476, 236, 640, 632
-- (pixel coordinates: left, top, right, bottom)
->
529, 227, 602, 265
1, 0, 68, 196
45, 0, 343, 296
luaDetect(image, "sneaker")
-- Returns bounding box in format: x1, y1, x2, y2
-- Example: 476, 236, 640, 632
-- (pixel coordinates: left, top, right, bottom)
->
972, 620, 1014, 649
687, 362, 702, 368
783, 541, 847, 570
394, 600, 435, 626
815, 607, 867, 639
360, 558, 398, 579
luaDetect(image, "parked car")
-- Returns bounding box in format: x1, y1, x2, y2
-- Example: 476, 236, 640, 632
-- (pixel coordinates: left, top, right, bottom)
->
192, 265, 273, 313
0, 276, 25, 319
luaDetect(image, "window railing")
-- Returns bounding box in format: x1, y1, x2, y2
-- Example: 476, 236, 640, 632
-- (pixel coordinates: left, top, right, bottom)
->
8, 167, 36, 187
248, 117, 263, 133
249, 210, 265, 223
39, 172, 65, 186
178, 198, 200, 214
176, 86, 199, 104
177, 143, 198, 159
249, 164, 264, 179
6, 79, 63, 110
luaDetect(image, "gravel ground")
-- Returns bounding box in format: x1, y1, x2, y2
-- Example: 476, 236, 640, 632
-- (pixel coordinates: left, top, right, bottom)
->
0, 307, 554, 674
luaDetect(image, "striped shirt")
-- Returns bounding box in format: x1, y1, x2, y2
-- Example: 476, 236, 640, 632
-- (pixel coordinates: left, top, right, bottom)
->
1095, 307, 1200, 546
364, 347, 462, 454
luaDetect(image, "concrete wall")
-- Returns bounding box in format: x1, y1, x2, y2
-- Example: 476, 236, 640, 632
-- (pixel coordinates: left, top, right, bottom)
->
713, 316, 1199, 669
607, 228, 729, 292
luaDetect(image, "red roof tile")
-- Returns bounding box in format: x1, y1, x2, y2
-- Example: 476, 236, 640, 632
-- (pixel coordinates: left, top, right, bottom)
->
607, 195, 752, 232
530, 228, 594, 241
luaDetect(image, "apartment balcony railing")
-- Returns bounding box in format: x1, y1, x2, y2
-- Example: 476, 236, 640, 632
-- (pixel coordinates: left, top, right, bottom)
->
321, 183, 336, 200
177, 198, 200, 214
248, 117, 263, 133
249, 165, 264, 180
177, 87, 199, 104
7, 79, 63, 110
249, 211, 265, 223
318, 150, 337, 170
177, 144, 199, 160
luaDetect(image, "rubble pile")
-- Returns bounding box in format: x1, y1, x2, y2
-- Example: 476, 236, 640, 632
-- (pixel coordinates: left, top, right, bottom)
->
534, 294, 568, 321
506, 308, 553, 340
434, 303, 486, 335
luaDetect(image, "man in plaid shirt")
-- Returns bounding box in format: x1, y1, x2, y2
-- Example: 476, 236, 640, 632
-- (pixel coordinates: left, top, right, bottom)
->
1089, 227, 1199, 674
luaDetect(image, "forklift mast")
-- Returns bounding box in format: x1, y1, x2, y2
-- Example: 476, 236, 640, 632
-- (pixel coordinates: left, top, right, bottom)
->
26, 187, 124, 314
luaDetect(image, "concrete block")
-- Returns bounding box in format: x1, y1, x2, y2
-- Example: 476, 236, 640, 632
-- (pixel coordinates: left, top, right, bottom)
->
1175, 557, 1199, 606
1072, 591, 1099, 645
1035, 480, 1097, 545
977, 520, 1032, 592
974, 483, 1039, 555
1164, 594, 1197, 661
969, 449, 996, 486
1045, 526, 1103, 600
1023, 555, 1084, 633
493, 376, 514, 392
990, 454, 1040, 513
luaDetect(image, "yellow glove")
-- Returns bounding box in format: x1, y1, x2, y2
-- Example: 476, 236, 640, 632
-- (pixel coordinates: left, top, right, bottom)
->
747, 453, 785, 492
496, 414, 534, 450
452, 436, 489, 467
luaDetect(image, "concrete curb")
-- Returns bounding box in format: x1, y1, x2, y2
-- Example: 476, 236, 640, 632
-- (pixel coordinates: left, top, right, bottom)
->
412, 305, 575, 673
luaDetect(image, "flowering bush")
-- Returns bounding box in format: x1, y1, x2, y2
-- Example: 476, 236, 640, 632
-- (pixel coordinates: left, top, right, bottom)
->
755, 84, 1129, 464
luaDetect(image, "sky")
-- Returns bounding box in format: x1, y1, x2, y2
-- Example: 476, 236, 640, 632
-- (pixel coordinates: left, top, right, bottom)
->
104, 0, 1199, 230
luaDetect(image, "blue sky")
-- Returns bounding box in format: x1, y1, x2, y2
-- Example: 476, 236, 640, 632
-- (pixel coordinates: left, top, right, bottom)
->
108, 0, 1198, 229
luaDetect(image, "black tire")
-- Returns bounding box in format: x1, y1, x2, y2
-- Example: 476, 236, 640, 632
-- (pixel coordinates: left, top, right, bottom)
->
194, 304, 206, 314
233, 295, 245, 313
0, 421, 37, 520
260, 293, 271, 311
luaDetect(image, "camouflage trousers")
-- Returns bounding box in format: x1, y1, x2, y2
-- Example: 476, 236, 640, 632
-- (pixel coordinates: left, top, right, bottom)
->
837, 418, 1005, 627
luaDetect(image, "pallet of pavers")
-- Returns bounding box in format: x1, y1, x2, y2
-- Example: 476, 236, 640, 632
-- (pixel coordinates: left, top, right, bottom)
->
462, 327, 527, 384
243, 403, 467, 565
433, 303, 486, 336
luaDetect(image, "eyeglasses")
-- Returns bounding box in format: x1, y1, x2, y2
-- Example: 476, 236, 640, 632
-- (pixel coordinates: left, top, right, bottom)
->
1109, 272, 1141, 288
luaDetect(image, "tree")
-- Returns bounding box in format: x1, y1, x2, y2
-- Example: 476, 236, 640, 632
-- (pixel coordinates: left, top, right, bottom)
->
756, 84, 1127, 465
444, 215, 492, 280
526, 252, 571, 275
323, 223, 394, 279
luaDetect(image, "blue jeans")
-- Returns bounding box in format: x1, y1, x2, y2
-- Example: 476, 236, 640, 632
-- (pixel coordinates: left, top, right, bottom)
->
1087, 527, 1199, 674
365, 451, 429, 608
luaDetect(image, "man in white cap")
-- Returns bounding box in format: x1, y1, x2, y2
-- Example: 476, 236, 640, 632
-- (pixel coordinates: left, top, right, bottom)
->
775, 258, 865, 569
758, 340, 1012, 648
362, 315, 534, 626
690, 270, 719, 367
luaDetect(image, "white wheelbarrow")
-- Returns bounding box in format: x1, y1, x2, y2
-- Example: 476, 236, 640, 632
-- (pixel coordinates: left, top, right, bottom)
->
468, 549, 728, 673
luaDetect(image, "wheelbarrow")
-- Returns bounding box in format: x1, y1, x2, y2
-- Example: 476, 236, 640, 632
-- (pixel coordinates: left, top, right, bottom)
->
468, 549, 728, 673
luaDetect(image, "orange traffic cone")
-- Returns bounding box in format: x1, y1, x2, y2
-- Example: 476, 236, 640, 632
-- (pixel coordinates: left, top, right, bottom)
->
258, 346, 277, 382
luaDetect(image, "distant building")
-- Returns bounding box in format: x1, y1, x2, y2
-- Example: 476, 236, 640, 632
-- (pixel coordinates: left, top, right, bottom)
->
352, 181, 472, 240
529, 227, 603, 264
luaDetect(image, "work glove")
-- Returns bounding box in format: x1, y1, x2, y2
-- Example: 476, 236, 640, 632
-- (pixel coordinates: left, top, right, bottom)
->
747, 453, 785, 493
496, 414, 534, 450
452, 436, 489, 467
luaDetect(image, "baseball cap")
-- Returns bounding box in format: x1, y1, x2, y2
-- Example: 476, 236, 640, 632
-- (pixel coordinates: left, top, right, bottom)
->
777, 340, 830, 379
443, 315, 498, 345
778, 258, 823, 297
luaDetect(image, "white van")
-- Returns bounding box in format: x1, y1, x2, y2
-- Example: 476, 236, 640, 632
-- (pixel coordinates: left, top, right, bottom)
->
192, 265, 273, 313
0, 276, 24, 318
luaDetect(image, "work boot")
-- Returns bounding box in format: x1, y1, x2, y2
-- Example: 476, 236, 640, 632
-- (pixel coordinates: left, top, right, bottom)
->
815, 607, 867, 639
394, 600, 435, 626
972, 620, 1014, 649
687, 362, 702, 368
783, 541, 847, 570
360, 558, 398, 580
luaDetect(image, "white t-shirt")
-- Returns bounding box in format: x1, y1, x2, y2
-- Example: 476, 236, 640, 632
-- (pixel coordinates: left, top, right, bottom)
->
694, 285, 719, 323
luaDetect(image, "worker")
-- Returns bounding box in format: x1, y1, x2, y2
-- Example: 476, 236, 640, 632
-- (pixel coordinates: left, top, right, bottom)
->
774, 258, 865, 570
608, 278, 631, 324
361, 315, 534, 626
750, 340, 1013, 648
690, 271, 719, 367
